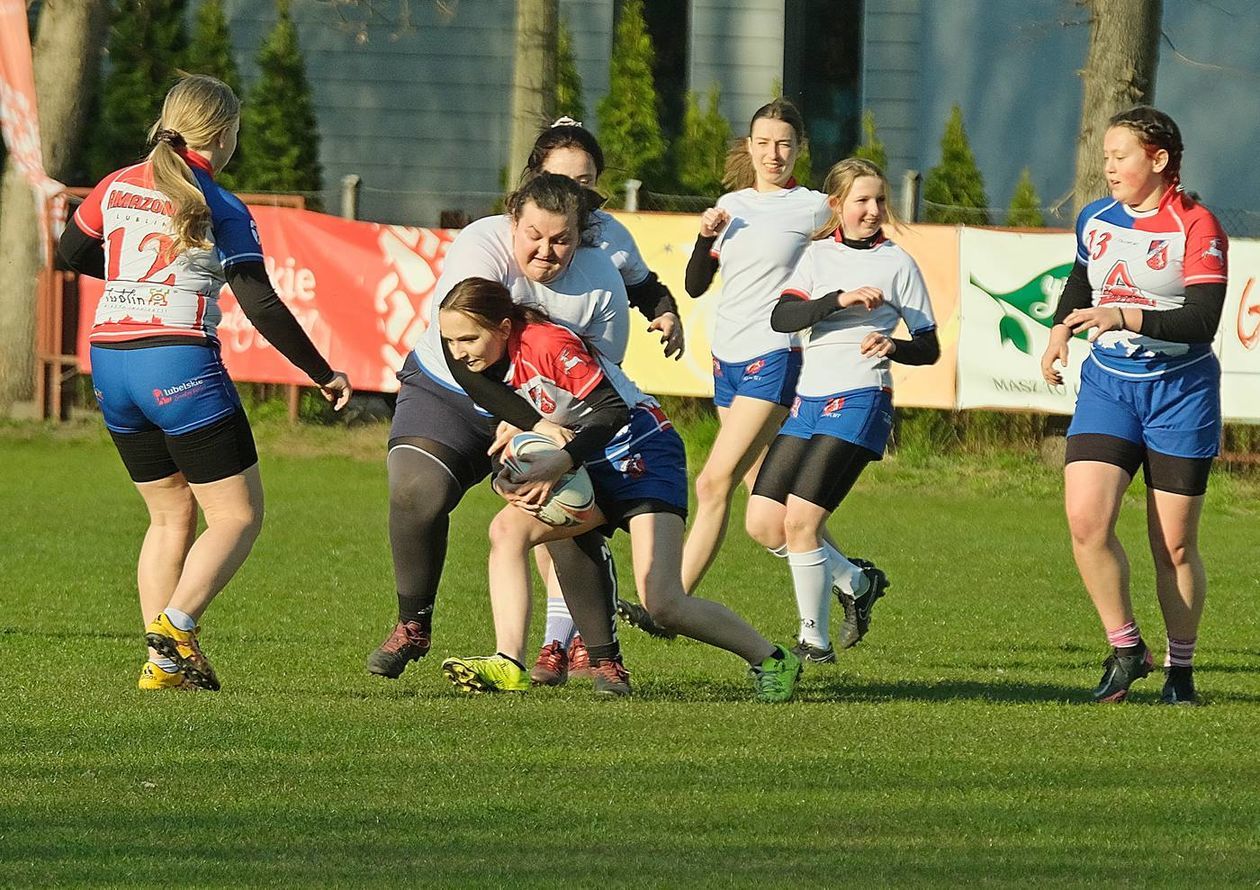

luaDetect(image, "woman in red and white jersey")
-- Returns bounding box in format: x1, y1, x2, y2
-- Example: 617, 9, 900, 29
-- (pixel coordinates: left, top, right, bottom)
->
436, 278, 804, 702
1042, 106, 1229, 705
57, 75, 350, 691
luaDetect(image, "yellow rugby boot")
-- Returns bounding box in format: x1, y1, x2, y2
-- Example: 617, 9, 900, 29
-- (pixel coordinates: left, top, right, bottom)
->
441, 654, 530, 694
144, 613, 220, 691
137, 660, 196, 691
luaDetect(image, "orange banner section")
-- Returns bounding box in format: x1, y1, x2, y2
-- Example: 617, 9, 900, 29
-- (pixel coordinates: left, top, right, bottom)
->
0, 0, 66, 244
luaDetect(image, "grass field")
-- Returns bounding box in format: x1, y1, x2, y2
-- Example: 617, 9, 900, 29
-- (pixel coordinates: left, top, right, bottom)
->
2, 419, 1259, 886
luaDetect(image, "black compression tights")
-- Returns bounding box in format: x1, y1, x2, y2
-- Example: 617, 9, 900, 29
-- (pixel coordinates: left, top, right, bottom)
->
545, 531, 620, 660
387, 438, 482, 629
752, 434, 878, 512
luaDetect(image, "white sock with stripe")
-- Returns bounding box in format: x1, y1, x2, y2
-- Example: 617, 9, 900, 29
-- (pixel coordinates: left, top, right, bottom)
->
543, 597, 576, 649
163, 607, 196, 631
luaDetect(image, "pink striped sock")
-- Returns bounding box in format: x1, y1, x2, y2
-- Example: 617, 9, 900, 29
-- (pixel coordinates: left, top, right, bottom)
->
1165, 636, 1197, 668
1106, 620, 1142, 650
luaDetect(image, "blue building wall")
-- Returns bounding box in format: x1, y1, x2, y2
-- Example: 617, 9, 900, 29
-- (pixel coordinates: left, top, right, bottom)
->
204, 1, 1259, 230
872, 0, 1260, 227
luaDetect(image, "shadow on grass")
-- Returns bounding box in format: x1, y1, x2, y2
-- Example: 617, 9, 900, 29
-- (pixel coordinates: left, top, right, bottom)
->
801, 676, 1260, 706
802, 676, 1084, 704
0, 626, 135, 641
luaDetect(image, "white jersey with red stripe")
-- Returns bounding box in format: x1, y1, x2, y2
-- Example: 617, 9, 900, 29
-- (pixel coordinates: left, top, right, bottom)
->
74, 155, 264, 345
1077, 188, 1228, 377
709, 183, 830, 363
414, 215, 629, 391
505, 322, 654, 426
780, 232, 936, 397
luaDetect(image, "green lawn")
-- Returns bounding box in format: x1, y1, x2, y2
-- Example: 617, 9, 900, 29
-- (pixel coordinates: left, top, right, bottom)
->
2, 421, 1258, 886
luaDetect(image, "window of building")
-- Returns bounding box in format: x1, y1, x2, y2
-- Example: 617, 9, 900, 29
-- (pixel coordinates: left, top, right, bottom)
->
638, 0, 689, 139
783, 0, 863, 176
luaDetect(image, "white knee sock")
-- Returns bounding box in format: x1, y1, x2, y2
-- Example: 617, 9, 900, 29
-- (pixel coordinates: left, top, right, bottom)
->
543, 597, 576, 649
767, 545, 788, 559
787, 548, 831, 648
822, 541, 865, 595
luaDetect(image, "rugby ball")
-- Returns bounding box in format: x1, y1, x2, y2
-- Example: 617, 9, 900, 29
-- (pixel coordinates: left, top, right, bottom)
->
500, 432, 597, 527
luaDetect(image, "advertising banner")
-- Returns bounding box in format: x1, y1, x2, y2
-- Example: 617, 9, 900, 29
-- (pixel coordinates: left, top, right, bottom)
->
957, 228, 1080, 413
73, 204, 1260, 422
614, 214, 960, 406
1218, 239, 1260, 422
959, 227, 1260, 422
79, 208, 457, 393
0, 0, 66, 242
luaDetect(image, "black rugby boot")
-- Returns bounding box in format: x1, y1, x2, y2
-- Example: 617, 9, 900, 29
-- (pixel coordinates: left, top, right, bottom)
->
1092, 643, 1153, 702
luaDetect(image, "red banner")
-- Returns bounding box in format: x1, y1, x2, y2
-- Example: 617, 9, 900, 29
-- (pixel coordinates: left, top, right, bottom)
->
0, 0, 66, 244
78, 207, 457, 392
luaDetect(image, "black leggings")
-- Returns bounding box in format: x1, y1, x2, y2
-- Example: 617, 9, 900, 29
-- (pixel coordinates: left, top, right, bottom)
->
387, 436, 486, 628
1065, 433, 1213, 497
546, 532, 619, 659
752, 434, 877, 512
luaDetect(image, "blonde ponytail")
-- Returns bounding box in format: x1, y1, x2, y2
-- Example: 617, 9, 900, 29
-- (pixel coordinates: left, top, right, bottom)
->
145, 75, 241, 258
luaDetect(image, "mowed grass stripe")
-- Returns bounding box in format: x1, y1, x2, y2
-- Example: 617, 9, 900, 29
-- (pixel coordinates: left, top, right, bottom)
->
1, 423, 1258, 885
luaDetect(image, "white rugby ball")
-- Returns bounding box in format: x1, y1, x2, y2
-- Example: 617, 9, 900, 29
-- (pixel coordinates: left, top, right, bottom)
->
501, 432, 597, 528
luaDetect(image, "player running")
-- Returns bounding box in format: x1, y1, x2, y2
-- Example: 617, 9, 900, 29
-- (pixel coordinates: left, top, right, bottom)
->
681, 100, 853, 598
438, 278, 804, 702
57, 75, 351, 691
744, 158, 939, 662
1041, 106, 1228, 705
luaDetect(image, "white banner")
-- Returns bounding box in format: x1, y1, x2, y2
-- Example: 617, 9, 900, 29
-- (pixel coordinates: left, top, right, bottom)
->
957, 227, 1260, 423
1218, 239, 1260, 422
957, 228, 1080, 413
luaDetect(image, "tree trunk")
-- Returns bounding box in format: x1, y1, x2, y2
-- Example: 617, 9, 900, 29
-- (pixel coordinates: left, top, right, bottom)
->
507, 0, 557, 187
0, 0, 110, 413
1071, 0, 1163, 217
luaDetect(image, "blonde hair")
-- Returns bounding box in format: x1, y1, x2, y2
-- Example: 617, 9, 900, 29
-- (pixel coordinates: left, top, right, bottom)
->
146, 74, 240, 257
721, 98, 807, 191
811, 157, 899, 240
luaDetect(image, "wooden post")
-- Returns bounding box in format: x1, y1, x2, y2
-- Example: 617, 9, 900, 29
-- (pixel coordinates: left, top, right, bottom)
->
340, 174, 361, 220
900, 170, 921, 222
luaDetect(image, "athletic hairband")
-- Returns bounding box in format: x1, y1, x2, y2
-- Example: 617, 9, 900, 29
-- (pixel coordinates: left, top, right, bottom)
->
155, 128, 187, 149
551, 116, 583, 129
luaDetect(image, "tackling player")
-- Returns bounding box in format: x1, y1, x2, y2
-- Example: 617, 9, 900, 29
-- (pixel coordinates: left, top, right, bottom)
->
438, 277, 804, 702
366, 174, 633, 680
518, 119, 685, 684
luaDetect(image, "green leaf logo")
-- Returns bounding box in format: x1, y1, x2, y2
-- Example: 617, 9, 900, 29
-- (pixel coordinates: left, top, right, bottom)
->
972, 263, 1085, 349
998, 315, 1030, 354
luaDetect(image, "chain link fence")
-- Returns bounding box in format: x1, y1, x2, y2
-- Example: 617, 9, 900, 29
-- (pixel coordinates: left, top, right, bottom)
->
238, 182, 1260, 239
920, 200, 1260, 237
